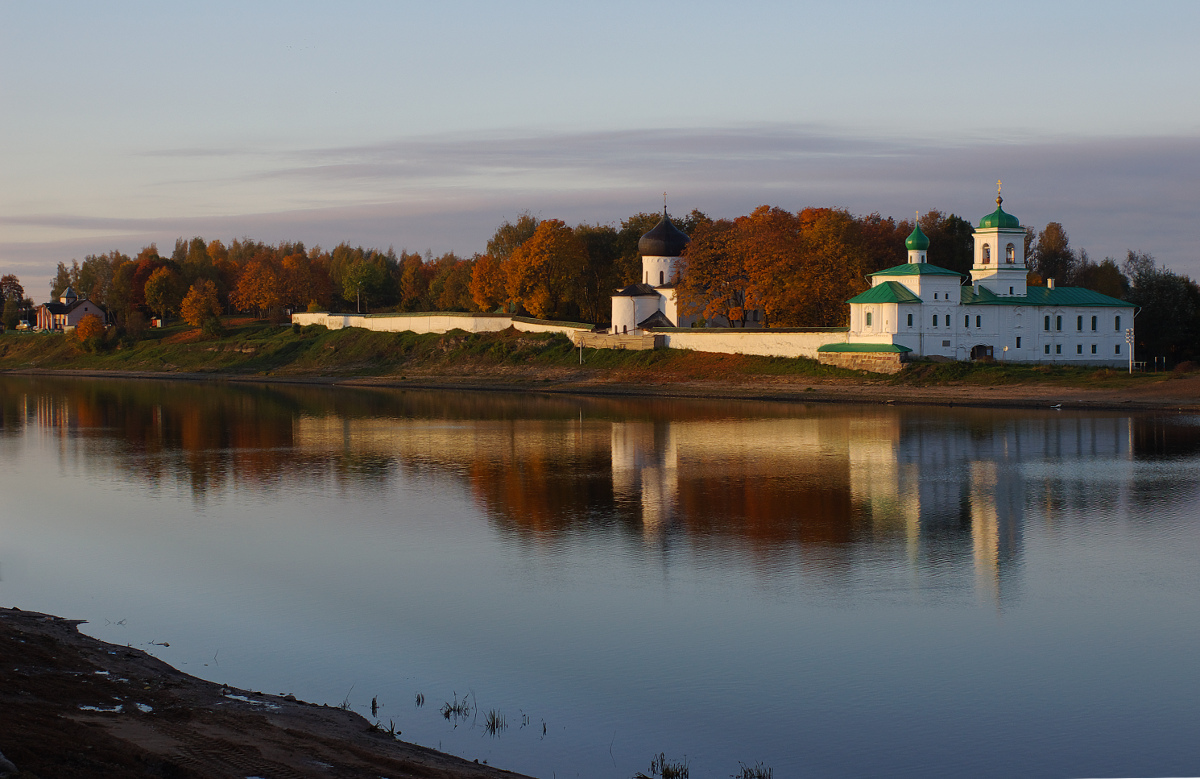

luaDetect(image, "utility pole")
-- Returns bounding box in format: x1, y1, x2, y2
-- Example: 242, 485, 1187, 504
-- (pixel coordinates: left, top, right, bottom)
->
1126, 328, 1135, 374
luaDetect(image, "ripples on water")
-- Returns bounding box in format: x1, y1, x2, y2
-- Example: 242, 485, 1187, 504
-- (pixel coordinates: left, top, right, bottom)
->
1, 376, 1199, 778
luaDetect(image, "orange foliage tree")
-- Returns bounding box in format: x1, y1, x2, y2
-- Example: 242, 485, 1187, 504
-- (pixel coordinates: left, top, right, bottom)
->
75, 313, 106, 350
470, 254, 507, 312
181, 279, 222, 328
231, 256, 281, 316
504, 220, 586, 319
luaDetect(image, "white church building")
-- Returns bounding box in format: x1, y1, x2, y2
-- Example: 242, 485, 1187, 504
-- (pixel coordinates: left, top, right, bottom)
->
838, 192, 1135, 365
608, 191, 1135, 368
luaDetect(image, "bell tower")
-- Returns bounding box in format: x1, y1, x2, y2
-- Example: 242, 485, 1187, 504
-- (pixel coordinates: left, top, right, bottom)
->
971, 181, 1027, 297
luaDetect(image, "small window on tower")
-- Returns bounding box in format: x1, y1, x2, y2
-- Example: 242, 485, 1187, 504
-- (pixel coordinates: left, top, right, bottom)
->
659, 271, 664, 285
907, 313, 913, 327
982, 244, 991, 264
1006, 244, 1015, 263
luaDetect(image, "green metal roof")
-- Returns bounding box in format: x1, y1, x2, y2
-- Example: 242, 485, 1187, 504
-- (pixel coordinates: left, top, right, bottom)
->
847, 281, 923, 305
818, 342, 913, 353
905, 223, 930, 251
960, 284, 1130, 307
870, 262, 964, 278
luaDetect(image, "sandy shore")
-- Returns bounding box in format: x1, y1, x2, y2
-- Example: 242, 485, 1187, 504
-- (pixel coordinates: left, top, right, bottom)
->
7, 366, 1200, 412
0, 607, 531, 779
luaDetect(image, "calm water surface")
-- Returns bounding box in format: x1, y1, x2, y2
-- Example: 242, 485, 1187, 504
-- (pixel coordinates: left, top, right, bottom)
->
1, 376, 1199, 778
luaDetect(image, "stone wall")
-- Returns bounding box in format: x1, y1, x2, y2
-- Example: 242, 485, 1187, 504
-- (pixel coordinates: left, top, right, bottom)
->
291, 312, 590, 338
575, 332, 663, 351
817, 351, 907, 374
656, 328, 849, 359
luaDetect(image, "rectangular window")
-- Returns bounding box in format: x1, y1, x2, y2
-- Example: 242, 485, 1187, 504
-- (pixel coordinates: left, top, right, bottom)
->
965, 314, 970, 328
1016, 336, 1022, 348
1091, 316, 1097, 331
932, 315, 938, 327
1009, 286, 1014, 294
907, 313, 913, 327
1077, 315, 1083, 331
1077, 344, 1083, 354
1116, 344, 1121, 354
934, 292, 938, 299
942, 340, 951, 347
1091, 344, 1097, 354
1044, 315, 1050, 331
1115, 315, 1121, 331
1056, 315, 1063, 331
1056, 344, 1062, 354
1045, 344, 1050, 354
866, 312, 872, 327
976, 315, 982, 328
945, 315, 950, 327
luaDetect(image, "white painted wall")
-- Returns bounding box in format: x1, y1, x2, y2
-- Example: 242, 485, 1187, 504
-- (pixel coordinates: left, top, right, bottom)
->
291, 312, 590, 338
661, 330, 848, 359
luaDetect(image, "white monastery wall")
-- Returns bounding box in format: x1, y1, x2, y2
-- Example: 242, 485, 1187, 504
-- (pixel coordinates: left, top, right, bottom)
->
659, 329, 849, 359
291, 312, 590, 338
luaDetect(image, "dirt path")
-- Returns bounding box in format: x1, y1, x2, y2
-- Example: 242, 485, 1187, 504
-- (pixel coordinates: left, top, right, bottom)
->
0, 608, 531, 779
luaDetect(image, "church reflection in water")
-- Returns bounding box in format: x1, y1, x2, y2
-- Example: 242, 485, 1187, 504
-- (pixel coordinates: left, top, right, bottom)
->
6, 376, 1192, 602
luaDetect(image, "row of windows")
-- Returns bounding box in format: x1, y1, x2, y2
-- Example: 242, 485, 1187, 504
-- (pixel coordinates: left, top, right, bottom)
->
1044, 314, 1122, 332
980, 243, 1017, 265
1043, 344, 1121, 355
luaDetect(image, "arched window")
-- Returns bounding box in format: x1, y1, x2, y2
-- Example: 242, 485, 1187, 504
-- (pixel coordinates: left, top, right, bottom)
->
945, 314, 951, 326
982, 244, 991, 264
1044, 315, 1050, 331
866, 311, 872, 327
976, 315, 982, 328
907, 313, 913, 327
659, 270, 664, 285
1006, 244, 1015, 263
1115, 315, 1121, 331
964, 314, 970, 327
1056, 315, 1063, 331
1091, 316, 1097, 331
932, 314, 938, 327
1077, 315, 1083, 331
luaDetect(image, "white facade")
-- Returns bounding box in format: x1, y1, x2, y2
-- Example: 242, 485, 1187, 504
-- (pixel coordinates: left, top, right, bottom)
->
845, 196, 1135, 366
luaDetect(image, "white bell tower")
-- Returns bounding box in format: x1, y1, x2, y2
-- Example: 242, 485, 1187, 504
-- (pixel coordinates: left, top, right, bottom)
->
971, 181, 1027, 297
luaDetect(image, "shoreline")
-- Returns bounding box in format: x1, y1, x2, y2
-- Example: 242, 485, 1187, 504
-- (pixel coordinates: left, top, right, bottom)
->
4, 366, 1200, 413
0, 606, 530, 778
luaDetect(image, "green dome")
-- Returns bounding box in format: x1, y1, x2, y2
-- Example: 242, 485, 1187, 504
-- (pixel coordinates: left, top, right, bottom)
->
979, 196, 1020, 229
905, 223, 930, 251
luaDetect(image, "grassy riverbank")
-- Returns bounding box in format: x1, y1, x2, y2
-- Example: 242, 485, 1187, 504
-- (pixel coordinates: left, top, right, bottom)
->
2, 319, 1197, 409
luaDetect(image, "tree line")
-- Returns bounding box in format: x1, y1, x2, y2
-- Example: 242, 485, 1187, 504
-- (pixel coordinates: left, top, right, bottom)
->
2, 205, 1196, 361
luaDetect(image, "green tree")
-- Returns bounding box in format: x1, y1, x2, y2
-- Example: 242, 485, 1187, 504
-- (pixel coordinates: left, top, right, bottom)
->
574, 223, 622, 324
1124, 251, 1200, 362
1032, 222, 1077, 284
144, 266, 182, 321
341, 257, 387, 313
486, 212, 540, 262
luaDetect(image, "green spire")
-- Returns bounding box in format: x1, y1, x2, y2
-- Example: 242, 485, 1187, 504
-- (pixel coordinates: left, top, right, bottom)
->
905, 222, 930, 251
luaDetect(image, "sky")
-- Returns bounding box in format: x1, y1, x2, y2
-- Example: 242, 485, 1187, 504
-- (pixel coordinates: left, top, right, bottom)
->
2, 0, 1199, 299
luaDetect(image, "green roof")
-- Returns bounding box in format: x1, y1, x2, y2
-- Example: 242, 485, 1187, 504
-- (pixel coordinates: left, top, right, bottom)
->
905, 223, 930, 251
960, 284, 1130, 307
847, 280, 923, 305
979, 196, 1021, 229
870, 262, 964, 278
818, 342, 913, 353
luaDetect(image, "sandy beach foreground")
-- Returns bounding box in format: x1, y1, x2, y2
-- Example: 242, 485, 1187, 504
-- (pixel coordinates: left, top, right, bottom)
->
0, 607, 530, 779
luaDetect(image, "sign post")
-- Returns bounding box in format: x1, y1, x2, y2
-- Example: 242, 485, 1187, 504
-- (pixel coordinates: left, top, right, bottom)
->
1125, 328, 1135, 374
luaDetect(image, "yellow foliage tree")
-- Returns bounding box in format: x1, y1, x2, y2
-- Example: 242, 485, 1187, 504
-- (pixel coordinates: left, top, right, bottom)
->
504, 220, 586, 319
231, 257, 281, 316
181, 279, 222, 328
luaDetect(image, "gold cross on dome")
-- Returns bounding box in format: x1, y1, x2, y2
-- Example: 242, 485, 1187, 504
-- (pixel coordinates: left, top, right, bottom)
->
997, 179, 1002, 194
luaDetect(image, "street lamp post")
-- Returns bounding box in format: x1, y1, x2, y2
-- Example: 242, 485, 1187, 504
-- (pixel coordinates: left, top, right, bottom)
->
1125, 328, 1135, 374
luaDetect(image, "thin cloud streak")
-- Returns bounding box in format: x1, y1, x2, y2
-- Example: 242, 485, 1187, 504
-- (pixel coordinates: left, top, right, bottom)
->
4, 126, 1198, 298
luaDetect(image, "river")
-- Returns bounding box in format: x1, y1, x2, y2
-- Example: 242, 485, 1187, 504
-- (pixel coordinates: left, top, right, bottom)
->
1, 375, 1198, 777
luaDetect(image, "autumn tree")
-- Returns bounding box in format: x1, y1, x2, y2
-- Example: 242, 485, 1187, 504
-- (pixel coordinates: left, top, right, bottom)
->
0, 275, 24, 303
181, 279, 223, 332
486, 212, 540, 263
505, 220, 587, 319
75, 313, 106, 351
470, 254, 507, 312
232, 256, 282, 316
50, 261, 78, 298
144, 266, 183, 321
677, 218, 750, 326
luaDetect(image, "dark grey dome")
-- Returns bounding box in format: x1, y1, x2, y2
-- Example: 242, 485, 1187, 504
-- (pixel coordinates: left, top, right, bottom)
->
638, 212, 690, 257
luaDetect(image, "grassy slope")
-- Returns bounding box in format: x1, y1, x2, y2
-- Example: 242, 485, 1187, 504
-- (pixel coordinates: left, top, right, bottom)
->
0, 319, 1176, 391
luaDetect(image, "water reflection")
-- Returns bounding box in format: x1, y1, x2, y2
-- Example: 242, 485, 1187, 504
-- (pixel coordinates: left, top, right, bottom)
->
3, 375, 1198, 604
